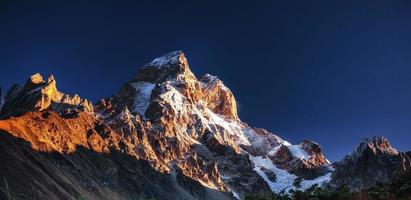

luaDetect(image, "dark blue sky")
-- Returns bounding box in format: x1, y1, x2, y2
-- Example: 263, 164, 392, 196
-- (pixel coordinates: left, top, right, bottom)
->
1, 0, 411, 161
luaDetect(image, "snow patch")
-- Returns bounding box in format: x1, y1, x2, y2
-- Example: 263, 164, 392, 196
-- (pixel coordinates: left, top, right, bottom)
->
130, 82, 155, 117
201, 107, 251, 146
249, 155, 331, 194
280, 141, 311, 160
287, 145, 311, 160
231, 190, 241, 200
249, 155, 296, 193
242, 128, 266, 148
149, 51, 181, 68
160, 86, 186, 114
199, 74, 218, 88
283, 140, 292, 146
268, 145, 282, 156
300, 173, 332, 190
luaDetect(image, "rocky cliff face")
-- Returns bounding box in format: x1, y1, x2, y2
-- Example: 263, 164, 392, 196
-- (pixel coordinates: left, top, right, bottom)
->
0, 73, 93, 119
95, 51, 334, 197
0, 51, 408, 200
330, 136, 411, 190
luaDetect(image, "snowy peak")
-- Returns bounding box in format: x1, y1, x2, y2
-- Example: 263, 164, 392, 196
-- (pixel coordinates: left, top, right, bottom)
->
147, 50, 186, 69
134, 51, 194, 84
96, 51, 336, 197
114, 51, 239, 121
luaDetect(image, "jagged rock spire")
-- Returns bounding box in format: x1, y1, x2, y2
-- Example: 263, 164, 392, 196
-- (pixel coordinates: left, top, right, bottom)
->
115, 51, 239, 120
0, 73, 93, 118
199, 74, 238, 120
331, 136, 411, 190
352, 136, 399, 158
134, 51, 192, 84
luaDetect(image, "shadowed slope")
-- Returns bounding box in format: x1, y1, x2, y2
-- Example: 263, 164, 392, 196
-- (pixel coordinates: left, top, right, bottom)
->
0, 111, 234, 200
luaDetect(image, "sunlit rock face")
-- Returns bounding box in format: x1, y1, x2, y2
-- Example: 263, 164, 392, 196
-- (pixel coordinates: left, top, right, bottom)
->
0, 73, 93, 118
94, 51, 334, 198
0, 51, 336, 200
96, 51, 247, 194
199, 74, 238, 120
330, 136, 411, 190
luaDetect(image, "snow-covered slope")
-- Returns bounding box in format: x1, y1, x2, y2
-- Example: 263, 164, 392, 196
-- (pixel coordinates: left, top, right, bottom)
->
250, 155, 332, 193
130, 82, 155, 117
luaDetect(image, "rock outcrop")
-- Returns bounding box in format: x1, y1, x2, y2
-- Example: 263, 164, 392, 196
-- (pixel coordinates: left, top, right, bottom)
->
270, 140, 332, 180
0, 73, 93, 118
330, 136, 411, 190
199, 74, 238, 120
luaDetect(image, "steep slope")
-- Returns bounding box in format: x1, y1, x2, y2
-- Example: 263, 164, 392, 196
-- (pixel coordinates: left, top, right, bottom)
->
0, 51, 333, 199
330, 136, 411, 190
0, 80, 232, 200
94, 51, 334, 197
0, 112, 228, 200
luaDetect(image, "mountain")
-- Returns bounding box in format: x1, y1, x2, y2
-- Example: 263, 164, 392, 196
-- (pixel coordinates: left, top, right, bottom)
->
0, 73, 93, 118
330, 136, 411, 190
0, 51, 409, 200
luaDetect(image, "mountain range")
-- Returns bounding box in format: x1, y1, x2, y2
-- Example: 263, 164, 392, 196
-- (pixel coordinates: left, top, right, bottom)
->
0, 51, 409, 200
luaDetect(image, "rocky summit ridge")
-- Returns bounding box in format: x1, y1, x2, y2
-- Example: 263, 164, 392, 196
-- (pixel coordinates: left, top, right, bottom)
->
0, 73, 93, 118
331, 136, 411, 191
0, 51, 409, 200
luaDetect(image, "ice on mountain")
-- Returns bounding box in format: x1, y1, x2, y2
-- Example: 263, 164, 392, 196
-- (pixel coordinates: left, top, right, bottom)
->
249, 155, 331, 194
160, 86, 186, 115
249, 155, 297, 193
300, 173, 332, 190
287, 145, 311, 160
130, 82, 155, 117
148, 51, 182, 68
196, 106, 251, 146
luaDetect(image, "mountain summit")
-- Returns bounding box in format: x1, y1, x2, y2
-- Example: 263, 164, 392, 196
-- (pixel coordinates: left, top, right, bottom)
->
0, 73, 93, 118
331, 136, 411, 190
0, 51, 409, 200
94, 51, 334, 198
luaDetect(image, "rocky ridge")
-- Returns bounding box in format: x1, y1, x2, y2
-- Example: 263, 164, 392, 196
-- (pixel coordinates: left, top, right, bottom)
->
331, 136, 411, 190
0, 73, 93, 119
0, 51, 408, 199
94, 51, 334, 196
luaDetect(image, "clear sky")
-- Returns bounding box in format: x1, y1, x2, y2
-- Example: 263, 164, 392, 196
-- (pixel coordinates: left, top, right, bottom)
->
1, 0, 411, 161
